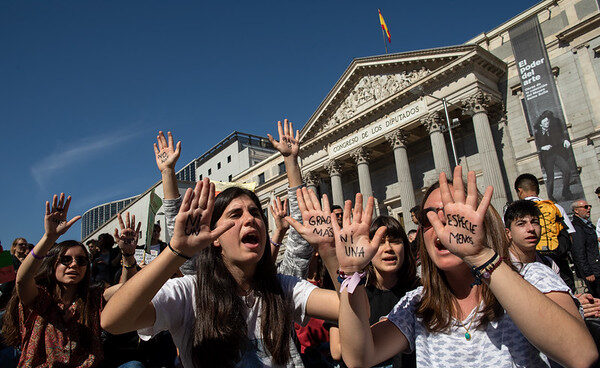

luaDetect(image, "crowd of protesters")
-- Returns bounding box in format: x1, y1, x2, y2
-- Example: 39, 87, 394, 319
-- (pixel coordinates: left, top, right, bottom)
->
0, 119, 599, 367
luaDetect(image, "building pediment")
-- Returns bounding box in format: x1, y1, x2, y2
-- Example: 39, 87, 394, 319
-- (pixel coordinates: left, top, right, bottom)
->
300, 45, 506, 148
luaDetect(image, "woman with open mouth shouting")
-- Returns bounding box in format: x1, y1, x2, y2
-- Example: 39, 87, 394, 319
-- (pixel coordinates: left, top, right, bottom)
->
336, 166, 597, 368
101, 178, 340, 368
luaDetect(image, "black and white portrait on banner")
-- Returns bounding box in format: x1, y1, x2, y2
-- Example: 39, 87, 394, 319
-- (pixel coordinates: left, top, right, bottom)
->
509, 16, 583, 204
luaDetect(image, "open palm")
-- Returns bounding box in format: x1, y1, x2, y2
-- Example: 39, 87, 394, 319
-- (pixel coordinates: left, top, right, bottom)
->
267, 119, 299, 158
114, 212, 142, 255
170, 178, 234, 257
153, 131, 181, 172
332, 194, 386, 273
286, 188, 334, 251
44, 193, 81, 238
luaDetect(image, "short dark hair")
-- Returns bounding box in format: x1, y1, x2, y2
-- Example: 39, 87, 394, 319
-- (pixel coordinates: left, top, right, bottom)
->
331, 205, 342, 211
514, 173, 539, 194
503, 200, 541, 228
97, 233, 114, 251
595, 187, 600, 195
407, 229, 417, 236
410, 205, 421, 214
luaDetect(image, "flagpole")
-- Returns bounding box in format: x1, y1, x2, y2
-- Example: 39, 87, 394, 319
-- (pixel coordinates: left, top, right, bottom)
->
380, 27, 388, 54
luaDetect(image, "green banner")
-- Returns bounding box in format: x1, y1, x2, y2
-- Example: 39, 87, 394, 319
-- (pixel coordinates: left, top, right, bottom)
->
145, 189, 163, 252
0, 250, 16, 283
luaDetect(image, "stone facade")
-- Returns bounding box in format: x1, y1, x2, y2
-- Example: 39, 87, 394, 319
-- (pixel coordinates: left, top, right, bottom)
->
236, 0, 600, 229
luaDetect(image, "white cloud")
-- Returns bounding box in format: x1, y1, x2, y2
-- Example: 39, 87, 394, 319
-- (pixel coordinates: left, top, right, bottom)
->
31, 129, 142, 190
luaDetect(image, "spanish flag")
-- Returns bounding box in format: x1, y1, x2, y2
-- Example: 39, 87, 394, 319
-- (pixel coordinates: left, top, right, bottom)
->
378, 9, 391, 43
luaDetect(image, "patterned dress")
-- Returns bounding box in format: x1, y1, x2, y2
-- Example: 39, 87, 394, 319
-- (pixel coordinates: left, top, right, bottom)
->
17, 286, 104, 367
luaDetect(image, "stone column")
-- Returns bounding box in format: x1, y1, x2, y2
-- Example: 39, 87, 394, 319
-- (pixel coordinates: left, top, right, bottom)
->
574, 45, 600, 130
462, 91, 508, 211
303, 171, 320, 196
422, 112, 452, 177
324, 159, 344, 206
351, 147, 373, 208
385, 129, 417, 231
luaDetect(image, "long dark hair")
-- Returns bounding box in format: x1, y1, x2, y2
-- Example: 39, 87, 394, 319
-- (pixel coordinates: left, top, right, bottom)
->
2, 240, 100, 347
366, 216, 419, 291
191, 187, 293, 367
415, 181, 513, 333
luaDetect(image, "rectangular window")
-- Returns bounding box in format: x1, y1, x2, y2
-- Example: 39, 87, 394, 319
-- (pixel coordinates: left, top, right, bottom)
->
227, 155, 232, 163
278, 162, 286, 175
199, 174, 203, 180
208, 168, 212, 176
258, 173, 265, 185
228, 174, 233, 182
217, 162, 221, 170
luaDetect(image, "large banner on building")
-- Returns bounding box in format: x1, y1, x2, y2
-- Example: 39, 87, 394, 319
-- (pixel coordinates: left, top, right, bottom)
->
509, 16, 583, 203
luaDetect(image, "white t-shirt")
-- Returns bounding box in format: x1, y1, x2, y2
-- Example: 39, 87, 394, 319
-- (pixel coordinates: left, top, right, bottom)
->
138, 274, 317, 368
386, 262, 572, 367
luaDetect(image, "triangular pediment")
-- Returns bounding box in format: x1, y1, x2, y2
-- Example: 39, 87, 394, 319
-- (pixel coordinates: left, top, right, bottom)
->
299, 45, 505, 145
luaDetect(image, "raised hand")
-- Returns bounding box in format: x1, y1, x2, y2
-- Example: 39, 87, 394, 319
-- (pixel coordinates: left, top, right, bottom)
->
285, 188, 334, 250
269, 196, 289, 233
44, 193, 81, 239
153, 131, 181, 173
426, 166, 494, 267
114, 212, 142, 255
332, 194, 386, 273
267, 119, 299, 158
170, 178, 234, 257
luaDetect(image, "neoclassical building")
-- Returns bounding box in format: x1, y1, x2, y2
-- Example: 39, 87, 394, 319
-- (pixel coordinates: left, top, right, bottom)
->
235, 0, 600, 232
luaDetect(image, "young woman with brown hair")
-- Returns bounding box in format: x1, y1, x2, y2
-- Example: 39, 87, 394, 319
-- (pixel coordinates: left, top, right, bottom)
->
336, 167, 597, 368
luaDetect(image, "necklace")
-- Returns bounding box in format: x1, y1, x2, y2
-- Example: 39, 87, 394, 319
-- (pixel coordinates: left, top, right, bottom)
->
458, 303, 480, 341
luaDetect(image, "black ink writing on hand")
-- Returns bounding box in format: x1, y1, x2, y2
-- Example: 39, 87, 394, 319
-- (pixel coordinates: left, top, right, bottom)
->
339, 234, 353, 244
446, 214, 477, 234
448, 232, 474, 245
312, 227, 334, 237
344, 246, 365, 257
158, 152, 168, 163
308, 216, 331, 226
184, 214, 202, 236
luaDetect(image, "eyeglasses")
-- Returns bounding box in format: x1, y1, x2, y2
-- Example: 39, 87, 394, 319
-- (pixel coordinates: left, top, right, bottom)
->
576, 205, 592, 210
58, 255, 89, 267
418, 207, 445, 231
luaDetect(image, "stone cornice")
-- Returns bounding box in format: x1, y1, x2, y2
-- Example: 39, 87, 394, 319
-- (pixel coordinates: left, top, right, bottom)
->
299, 46, 507, 151
556, 12, 600, 44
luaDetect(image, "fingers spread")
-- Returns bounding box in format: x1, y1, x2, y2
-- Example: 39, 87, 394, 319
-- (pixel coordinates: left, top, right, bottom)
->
285, 216, 303, 232
477, 186, 494, 218
352, 193, 363, 223
302, 188, 315, 211
362, 196, 374, 223
66, 215, 81, 228
211, 220, 235, 239
297, 188, 308, 213
371, 226, 387, 248
307, 187, 321, 211
58, 193, 65, 209
117, 212, 125, 230
452, 166, 466, 204
427, 211, 445, 239
180, 188, 194, 213
466, 171, 478, 208
52, 195, 58, 211
277, 121, 284, 141
439, 172, 454, 207
343, 200, 352, 228
167, 131, 174, 149
46, 201, 50, 215
153, 143, 160, 155
322, 194, 331, 214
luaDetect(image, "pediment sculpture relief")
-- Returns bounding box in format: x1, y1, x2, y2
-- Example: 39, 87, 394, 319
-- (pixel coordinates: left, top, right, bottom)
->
313, 67, 431, 138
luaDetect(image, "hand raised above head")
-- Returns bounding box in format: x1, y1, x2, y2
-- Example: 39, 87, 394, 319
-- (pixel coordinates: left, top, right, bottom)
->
153, 131, 181, 173
269, 196, 289, 232
267, 119, 299, 158
286, 188, 334, 248
114, 212, 142, 255
170, 178, 234, 257
332, 194, 386, 273
425, 166, 494, 267
44, 193, 81, 239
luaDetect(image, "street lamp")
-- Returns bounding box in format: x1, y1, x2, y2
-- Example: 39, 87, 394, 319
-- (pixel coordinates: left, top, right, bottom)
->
408, 86, 460, 167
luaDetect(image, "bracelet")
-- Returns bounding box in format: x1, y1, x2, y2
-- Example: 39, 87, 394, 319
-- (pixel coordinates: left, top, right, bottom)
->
121, 251, 135, 257
122, 260, 137, 269
30, 249, 46, 260
168, 243, 192, 260
337, 270, 366, 294
470, 252, 502, 286
270, 239, 282, 248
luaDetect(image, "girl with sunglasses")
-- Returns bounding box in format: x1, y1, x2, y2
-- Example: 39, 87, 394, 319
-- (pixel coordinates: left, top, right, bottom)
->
336, 167, 597, 368
2, 194, 141, 367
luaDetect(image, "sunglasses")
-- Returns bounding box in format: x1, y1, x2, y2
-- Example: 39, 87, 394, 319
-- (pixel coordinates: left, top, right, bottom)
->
418, 207, 445, 231
576, 205, 592, 210
58, 255, 89, 267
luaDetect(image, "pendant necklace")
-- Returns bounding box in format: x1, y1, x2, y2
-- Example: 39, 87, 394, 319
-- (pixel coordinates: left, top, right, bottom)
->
459, 303, 480, 341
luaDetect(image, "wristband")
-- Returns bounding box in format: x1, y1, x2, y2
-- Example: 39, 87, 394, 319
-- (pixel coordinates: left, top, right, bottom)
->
30, 249, 46, 260
122, 260, 137, 269
270, 239, 282, 248
337, 270, 366, 293
470, 252, 502, 286
168, 243, 192, 260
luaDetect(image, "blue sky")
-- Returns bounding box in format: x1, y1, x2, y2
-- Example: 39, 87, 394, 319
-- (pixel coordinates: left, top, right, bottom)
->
0, 0, 538, 246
